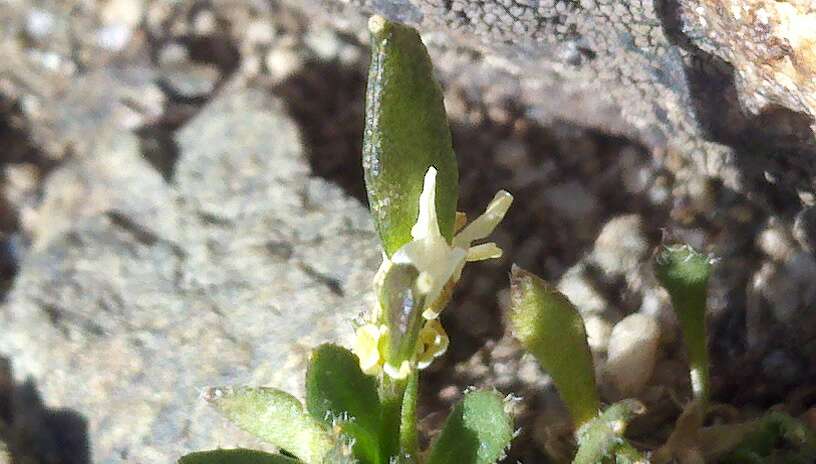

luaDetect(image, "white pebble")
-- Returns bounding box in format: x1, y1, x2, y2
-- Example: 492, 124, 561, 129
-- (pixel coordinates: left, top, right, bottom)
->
584, 315, 612, 352
557, 265, 607, 315
101, 0, 143, 28
265, 47, 303, 83
592, 214, 647, 276
605, 313, 660, 397
26, 9, 55, 39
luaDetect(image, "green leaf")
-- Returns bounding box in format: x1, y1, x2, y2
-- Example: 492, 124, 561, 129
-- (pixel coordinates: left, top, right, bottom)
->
573, 400, 646, 464
426, 390, 513, 464
363, 15, 459, 256
178, 449, 301, 464
653, 244, 712, 401
306, 344, 381, 464
204, 387, 333, 464
508, 266, 600, 428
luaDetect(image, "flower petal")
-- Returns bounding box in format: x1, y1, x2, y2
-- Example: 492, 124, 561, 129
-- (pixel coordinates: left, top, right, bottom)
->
466, 242, 503, 262
453, 190, 513, 247
392, 238, 466, 315
417, 320, 449, 369
383, 360, 412, 379
353, 324, 386, 375
411, 167, 442, 240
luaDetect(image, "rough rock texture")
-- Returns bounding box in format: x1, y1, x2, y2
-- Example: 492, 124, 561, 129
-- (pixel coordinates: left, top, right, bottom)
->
297, 0, 816, 201
0, 83, 380, 463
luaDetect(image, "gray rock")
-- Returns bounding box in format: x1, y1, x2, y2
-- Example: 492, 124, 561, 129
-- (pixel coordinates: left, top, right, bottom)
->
158, 44, 221, 99
30, 129, 177, 250
0, 83, 381, 463
296, 0, 816, 201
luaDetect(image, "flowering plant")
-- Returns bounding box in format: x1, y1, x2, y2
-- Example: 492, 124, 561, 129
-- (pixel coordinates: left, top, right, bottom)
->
176, 14, 816, 464
177, 16, 515, 464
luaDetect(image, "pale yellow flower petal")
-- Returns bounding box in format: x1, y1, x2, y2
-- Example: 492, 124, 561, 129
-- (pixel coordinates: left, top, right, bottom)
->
416, 320, 449, 369
353, 324, 386, 375
410, 167, 442, 240
466, 242, 503, 262
383, 360, 412, 380
453, 190, 513, 247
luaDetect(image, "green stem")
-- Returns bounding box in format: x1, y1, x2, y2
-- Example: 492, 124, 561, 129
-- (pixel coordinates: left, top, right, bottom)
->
379, 376, 407, 464
674, 290, 710, 403
653, 245, 712, 405
399, 371, 419, 461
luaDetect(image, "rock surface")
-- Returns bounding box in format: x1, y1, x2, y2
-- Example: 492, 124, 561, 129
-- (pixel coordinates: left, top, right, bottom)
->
0, 83, 380, 463
297, 0, 816, 199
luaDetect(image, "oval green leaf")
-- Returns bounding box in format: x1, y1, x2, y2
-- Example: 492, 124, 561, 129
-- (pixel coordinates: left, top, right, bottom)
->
508, 266, 600, 428
363, 16, 459, 256
203, 387, 333, 464
426, 390, 513, 464
306, 344, 381, 464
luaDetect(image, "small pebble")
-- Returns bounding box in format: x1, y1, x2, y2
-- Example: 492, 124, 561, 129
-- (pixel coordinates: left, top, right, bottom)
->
96, 24, 132, 52
265, 47, 303, 83
25, 9, 55, 39
101, 0, 143, 28
305, 29, 341, 60
584, 315, 612, 352
193, 10, 218, 35
542, 181, 598, 221
605, 313, 661, 397
592, 214, 647, 276
757, 222, 794, 261
557, 264, 607, 315
793, 206, 816, 253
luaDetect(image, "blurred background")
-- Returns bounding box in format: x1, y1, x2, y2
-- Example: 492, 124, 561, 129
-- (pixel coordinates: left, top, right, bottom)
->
1, 1, 815, 463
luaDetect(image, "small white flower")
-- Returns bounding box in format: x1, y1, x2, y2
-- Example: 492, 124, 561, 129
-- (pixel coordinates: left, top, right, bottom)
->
389, 166, 512, 319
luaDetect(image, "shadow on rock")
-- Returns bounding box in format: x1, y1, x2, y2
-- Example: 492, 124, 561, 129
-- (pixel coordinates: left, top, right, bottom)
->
656, 0, 816, 215
0, 358, 90, 464
272, 53, 368, 204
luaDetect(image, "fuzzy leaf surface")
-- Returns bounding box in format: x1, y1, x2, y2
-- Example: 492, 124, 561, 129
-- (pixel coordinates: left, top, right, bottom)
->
426, 390, 513, 464
509, 266, 600, 427
204, 387, 332, 464
306, 344, 381, 463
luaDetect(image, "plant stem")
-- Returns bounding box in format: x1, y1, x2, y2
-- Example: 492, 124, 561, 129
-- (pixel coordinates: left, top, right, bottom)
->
674, 290, 710, 403
399, 371, 419, 460
379, 375, 408, 463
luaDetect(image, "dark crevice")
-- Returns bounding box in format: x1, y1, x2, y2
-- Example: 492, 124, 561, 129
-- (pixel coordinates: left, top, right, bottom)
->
138, 13, 243, 182
273, 58, 368, 204
654, 0, 816, 406
655, 0, 815, 216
